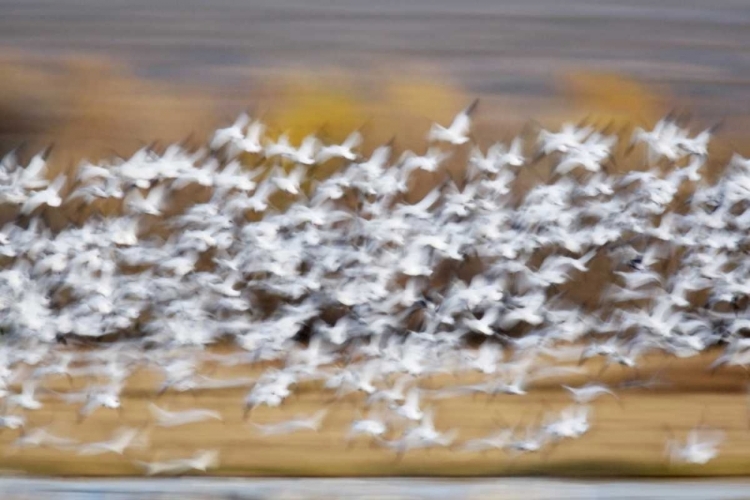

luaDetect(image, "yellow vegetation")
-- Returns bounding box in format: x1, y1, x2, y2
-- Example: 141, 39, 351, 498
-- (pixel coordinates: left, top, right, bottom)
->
559, 70, 667, 132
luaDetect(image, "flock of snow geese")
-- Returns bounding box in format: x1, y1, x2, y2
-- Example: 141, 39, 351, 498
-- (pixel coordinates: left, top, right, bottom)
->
0, 99, 745, 475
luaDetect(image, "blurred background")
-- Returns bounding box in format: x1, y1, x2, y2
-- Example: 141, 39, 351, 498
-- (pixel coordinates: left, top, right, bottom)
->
2, 3, 750, 497
2, 0, 750, 164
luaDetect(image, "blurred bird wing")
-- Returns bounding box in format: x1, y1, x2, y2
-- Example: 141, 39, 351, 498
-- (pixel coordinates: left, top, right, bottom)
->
50, 175, 67, 193
404, 388, 420, 412
509, 137, 523, 156
246, 121, 265, 142
233, 112, 251, 130
298, 135, 318, 157
451, 99, 478, 133
21, 154, 48, 183
343, 130, 363, 150
148, 403, 173, 423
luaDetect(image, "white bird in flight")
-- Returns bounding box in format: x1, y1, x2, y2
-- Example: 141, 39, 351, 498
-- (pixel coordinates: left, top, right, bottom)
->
427, 99, 478, 145
148, 403, 223, 428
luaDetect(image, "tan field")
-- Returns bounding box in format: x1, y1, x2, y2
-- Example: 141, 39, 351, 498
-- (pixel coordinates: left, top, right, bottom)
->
0, 347, 746, 478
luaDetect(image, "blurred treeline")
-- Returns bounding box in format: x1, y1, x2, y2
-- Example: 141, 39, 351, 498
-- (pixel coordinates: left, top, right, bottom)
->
0, 50, 684, 170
